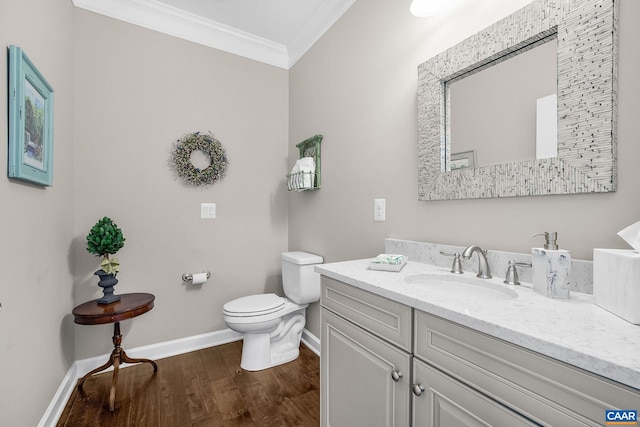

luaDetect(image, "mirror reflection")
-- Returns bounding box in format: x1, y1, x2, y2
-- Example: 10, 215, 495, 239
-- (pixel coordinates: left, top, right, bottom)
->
447, 36, 557, 169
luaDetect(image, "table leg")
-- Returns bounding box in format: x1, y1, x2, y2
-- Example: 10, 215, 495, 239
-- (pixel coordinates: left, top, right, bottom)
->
77, 355, 115, 390
121, 349, 158, 371
77, 321, 157, 412
109, 343, 120, 412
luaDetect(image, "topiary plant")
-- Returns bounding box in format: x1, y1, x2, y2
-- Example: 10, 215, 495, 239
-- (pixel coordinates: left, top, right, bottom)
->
86, 216, 125, 275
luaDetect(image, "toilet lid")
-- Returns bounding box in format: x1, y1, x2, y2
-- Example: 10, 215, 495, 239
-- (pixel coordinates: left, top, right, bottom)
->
223, 293, 285, 317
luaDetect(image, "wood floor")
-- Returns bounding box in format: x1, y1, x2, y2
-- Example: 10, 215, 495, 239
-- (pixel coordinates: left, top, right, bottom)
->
57, 341, 320, 427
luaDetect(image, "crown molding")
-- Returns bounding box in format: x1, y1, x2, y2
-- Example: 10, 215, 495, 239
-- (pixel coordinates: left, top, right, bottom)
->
287, 0, 357, 67
73, 0, 357, 69
72, 0, 290, 69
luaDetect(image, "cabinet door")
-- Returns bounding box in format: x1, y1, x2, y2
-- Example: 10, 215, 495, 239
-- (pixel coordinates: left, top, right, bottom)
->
321, 308, 411, 427
412, 358, 539, 427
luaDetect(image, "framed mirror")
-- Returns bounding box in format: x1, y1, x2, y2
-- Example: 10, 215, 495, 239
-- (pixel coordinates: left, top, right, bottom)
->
417, 0, 618, 200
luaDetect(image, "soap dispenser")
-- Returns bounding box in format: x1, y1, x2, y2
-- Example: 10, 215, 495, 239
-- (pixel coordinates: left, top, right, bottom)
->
531, 232, 571, 298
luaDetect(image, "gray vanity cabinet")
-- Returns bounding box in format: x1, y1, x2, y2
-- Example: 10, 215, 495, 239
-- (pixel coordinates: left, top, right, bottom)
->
320, 276, 640, 427
320, 277, 412, 427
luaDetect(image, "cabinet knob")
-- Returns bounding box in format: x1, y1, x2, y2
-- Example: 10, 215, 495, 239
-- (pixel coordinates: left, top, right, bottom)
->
412, 384, 426, 397
391, 370, 403, 382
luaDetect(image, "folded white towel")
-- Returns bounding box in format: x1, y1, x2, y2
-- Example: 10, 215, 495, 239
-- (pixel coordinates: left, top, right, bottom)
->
290, 157, 315, 189
296, 157, 315, 172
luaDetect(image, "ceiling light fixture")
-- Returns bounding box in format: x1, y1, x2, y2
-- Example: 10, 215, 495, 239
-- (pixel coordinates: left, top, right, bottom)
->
410, 0, 443, 17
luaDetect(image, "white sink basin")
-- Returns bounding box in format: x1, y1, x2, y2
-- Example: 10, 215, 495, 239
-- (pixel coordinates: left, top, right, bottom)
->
405, 273, 517, 301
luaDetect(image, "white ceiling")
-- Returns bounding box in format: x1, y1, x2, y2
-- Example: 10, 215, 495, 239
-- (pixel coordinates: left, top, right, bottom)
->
72, 0, 358, 69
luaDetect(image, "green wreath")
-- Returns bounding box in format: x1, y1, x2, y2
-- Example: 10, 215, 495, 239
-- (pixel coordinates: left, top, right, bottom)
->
171, 132, 229, 186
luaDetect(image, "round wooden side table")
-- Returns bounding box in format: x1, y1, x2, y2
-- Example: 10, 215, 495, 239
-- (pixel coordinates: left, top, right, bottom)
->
73, 292, 158, 412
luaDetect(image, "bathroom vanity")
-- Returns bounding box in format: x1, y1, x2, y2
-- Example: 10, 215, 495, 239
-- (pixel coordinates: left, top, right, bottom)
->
317, 259, 640, 427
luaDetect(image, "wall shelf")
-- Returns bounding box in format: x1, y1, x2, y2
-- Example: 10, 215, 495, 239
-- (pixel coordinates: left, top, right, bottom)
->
287, 134, 322, 191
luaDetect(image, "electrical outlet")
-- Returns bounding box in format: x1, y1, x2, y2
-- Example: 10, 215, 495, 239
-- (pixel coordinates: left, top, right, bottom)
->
201, 203, 216, 219
374, 199, 386, 221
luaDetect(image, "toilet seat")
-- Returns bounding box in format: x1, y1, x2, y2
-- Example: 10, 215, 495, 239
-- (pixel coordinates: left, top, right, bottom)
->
223, 293, 285, 317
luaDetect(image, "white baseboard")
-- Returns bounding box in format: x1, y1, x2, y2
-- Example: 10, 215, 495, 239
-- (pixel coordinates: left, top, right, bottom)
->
301, 328, 321, 356
39, 328, 319, 427
37, 364, 83, 427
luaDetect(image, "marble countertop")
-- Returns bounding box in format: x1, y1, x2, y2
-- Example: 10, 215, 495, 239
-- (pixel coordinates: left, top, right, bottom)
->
316, 259, 640, 391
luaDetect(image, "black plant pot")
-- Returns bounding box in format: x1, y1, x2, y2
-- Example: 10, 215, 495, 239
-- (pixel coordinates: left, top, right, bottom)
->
95, 270, 121, 305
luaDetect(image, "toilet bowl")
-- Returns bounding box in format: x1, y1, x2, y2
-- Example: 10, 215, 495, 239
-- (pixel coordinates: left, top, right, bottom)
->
223, 294, 308, 371
223, 251, 323, 371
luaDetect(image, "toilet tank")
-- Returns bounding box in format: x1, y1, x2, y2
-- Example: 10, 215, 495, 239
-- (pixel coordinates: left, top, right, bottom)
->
282, 251, 324, 304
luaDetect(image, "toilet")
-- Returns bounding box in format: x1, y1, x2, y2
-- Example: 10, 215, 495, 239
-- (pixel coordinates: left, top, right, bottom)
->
223, 251, 323, 371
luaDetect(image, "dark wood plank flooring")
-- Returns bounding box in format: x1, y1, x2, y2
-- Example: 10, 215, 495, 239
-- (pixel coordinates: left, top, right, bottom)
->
57, 341, 319, 427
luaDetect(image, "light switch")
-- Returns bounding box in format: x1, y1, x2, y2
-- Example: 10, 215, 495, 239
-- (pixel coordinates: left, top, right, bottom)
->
201, 203, 216, 219
374, 199, 386, 221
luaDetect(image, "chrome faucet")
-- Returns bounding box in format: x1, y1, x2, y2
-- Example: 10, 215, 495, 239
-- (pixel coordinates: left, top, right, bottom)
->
461, 245, 492, 279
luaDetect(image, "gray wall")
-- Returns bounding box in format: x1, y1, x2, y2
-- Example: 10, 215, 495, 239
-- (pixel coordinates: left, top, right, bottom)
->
289, 0, 640, 337
1, 2, 288, 425
72, 9, 290, 359
0, 1, 76, 426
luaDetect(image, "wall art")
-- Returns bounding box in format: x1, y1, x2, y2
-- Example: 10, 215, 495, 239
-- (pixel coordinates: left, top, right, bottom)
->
8, 45, 54, 186
170, 131, 228, 186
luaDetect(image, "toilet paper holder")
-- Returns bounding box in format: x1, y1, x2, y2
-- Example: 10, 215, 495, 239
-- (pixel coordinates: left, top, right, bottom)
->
181, 271, 211, 282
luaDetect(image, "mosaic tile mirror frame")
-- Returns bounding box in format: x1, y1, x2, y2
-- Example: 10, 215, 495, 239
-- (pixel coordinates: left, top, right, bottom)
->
417, 0, 618, 200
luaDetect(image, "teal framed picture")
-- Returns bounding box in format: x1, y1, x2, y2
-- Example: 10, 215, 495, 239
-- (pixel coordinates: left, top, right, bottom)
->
8, 45, 54, 186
